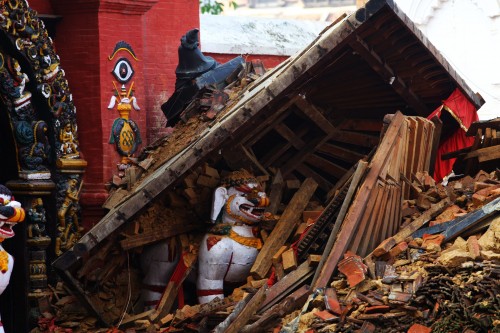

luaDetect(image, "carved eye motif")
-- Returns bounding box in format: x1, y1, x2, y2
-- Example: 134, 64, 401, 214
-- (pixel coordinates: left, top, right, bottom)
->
112, 58, 134, 83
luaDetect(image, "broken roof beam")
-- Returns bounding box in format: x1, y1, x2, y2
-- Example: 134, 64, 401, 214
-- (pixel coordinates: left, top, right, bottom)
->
294, 96, 337, 134
259, 125, 309, 168
330, 130, 379, 148
295, 163, 334, 192
337, 118, 384, 132
317, 143, 366, 164
306, 154, 348, 180
348, 35, 429, 116
244, 97, 299, 147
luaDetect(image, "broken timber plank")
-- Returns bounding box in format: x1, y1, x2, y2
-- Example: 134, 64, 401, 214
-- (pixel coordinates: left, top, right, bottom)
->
219, 285, 268, 333
442, 196, 500, 242
251, 178, 318, 279
265, 169, 284, 215
338, 118, 383, 132
149, 254, 196, 323
317, 142, 366, 164
241, 285, 310, 333
120, 222, 198, 250
463, 145, 500, 163
313, 112, 405, 289
258, 261, 314, 313
296, 163, 333, 192
311, 160, 367, 288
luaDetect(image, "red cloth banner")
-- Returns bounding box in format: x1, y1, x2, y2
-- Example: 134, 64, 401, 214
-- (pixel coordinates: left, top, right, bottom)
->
427, 88, 479, 182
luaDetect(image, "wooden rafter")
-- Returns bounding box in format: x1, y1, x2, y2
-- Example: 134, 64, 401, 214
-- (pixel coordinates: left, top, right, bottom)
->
349, 35, 429, 116
330, 130, 379, 148
295, 164, 333, 192
306, 154, 348, 180
317, 143, 366, 164
260, 126, 309, 168
337, 119, 383, 132
294, 97, 337, 134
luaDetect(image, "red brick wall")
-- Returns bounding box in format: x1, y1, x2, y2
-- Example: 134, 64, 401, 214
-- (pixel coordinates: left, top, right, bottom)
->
142, 0, 200, 142
27, 0, 54, 14
50, 1, 104, 226
47, 0, 202, 227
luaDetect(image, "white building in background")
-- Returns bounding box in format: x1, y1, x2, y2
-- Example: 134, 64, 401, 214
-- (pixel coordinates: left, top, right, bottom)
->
395, 0, 500, 120
205, 0, 500, 120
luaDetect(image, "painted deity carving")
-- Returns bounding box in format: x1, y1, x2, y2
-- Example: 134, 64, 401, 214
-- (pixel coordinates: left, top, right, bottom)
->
9, 57, 29, 98
27, 198, 49, 240
108, 84, 142, 165
26, 198, 51, 292
0, 184, 25, 332
59, 122, 79, 158
197, 170, 269, 303
55, 178, 83, 256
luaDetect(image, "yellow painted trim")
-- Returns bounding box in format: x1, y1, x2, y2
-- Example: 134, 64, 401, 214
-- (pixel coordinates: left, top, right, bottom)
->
442, 105, 468, 132
108, 48, 140, 61
229, 229, 262, 249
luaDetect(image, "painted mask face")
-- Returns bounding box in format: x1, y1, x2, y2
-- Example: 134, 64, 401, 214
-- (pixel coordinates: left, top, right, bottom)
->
0, 193, 24, 239
225, 182, 269, 224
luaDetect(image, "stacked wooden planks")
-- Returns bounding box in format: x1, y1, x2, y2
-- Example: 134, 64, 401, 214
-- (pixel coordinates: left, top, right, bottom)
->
313, 112, 436, 289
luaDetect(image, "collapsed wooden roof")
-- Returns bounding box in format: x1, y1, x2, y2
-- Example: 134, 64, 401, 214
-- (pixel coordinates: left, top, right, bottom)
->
54, 0, 483, 270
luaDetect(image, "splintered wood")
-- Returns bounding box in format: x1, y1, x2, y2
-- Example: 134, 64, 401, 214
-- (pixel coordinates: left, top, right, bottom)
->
314, 113, 436, 288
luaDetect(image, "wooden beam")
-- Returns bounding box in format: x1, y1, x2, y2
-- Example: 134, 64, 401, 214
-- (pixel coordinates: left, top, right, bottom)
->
466, 118, 500, 136
260, 126, 309, 168
306, 154, 348, 180
266, 170, 284, 215
294, 96, 338, 134
244, 97, 299, 147
311, 161, 367, 287
338, 118, 383, 132
257, 262, 314, 313
441, 146, 472, 160
218, 285, 268, 333
349, 36, 429, 116
241, 145, 269, 176
330, 130, 379, 148
275, 123, 306, 149
149, 254, 196, 323
295, 163, 333, 192
464, 145, 500, 163
242, 285, 310, 333
317, 143, 366, 164
251, 178, 318, 279
120, 221, 198, 250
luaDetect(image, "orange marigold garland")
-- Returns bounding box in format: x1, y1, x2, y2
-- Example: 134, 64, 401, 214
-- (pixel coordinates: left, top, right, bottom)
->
0, 249, 9, 273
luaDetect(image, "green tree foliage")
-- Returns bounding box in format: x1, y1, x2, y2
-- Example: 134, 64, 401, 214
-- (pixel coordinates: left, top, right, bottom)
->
200, 0, 238, 15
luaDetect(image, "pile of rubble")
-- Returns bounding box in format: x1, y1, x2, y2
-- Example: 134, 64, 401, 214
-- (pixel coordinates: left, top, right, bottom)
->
35, 112, 500, 333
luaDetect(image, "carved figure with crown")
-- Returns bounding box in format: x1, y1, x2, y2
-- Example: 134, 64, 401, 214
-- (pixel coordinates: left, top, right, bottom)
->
108, 83, 142, 166
197, 169, 269, 303
0, 184, 25, 332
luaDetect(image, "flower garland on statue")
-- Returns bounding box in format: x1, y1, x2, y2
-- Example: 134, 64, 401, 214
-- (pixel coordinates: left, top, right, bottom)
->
0, 245, 8, 273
